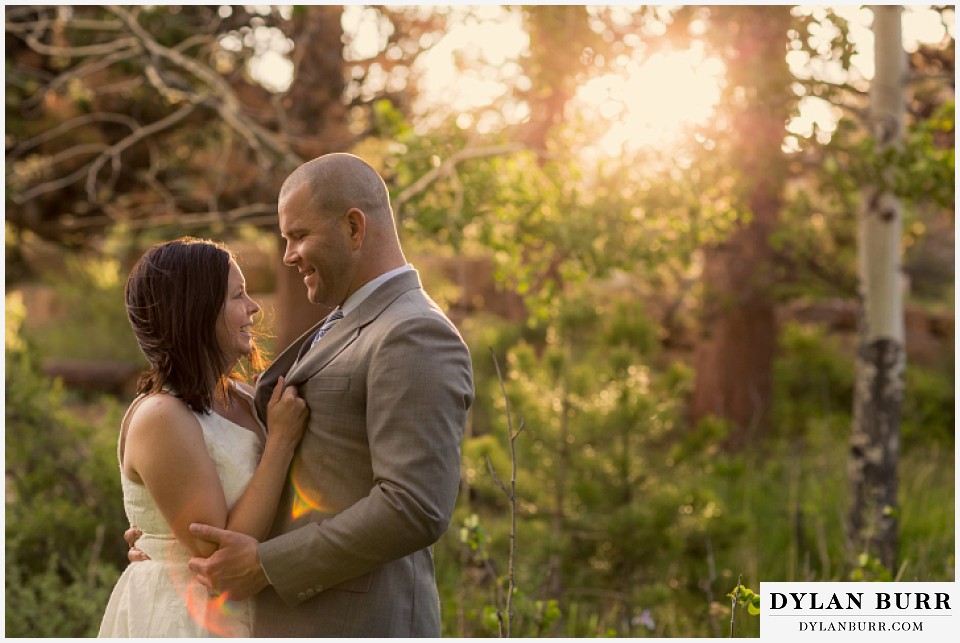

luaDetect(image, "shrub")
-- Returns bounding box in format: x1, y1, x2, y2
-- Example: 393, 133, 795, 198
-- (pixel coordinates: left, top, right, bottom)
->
5, 293, 128, 636
23, 254, 144, 365
901, 361, 955, 448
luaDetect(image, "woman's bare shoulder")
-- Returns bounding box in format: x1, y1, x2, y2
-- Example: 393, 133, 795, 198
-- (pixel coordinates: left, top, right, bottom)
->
127, 392, 200, 439
122, 392, 205, 481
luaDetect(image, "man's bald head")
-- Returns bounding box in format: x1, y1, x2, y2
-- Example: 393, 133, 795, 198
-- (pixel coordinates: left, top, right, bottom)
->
279, 153, 394, 226
277, 153, 406, 299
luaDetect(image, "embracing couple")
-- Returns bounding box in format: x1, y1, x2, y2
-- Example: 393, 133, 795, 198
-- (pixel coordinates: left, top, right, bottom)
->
97, 153, 474, 637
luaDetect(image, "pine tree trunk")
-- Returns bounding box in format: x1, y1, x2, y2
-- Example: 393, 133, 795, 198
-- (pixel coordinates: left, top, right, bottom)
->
274, 5, 347, 349
518, 6, 595, 601
848, 5, 906, 575
690, 6, 792, 446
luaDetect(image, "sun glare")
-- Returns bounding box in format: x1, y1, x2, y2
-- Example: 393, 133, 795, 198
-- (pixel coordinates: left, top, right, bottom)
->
412, 6, 528, 132
240, 6, 949, 156
576, 46, 725, 155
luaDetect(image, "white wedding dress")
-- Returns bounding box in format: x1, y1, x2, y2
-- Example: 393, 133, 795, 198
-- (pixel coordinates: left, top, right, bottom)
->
99, 385, 263, 638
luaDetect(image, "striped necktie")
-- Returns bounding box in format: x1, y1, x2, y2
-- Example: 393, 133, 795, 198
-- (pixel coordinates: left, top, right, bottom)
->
309, 308, 344, 350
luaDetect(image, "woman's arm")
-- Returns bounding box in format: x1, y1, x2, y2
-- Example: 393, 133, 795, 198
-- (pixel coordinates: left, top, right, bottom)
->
222, 378, 307, 540
124, 394, 228, 558
124, 379, 307, 557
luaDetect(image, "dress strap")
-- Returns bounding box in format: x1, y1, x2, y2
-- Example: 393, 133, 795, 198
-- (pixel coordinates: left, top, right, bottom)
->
118, 394, 150, 465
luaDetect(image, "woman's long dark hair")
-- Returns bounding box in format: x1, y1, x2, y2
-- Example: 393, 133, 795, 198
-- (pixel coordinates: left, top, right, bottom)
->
125, 237, 264, 413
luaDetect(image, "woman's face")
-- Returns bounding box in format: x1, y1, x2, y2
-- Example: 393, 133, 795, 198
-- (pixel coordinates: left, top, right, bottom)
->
216, 260, 261, 363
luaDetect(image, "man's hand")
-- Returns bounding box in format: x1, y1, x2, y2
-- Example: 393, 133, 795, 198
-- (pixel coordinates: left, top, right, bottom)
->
187, 523, 269, 601
124, 526, 150, 562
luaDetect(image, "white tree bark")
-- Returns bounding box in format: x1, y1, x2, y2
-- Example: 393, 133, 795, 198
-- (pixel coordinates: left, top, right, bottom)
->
848, 4, 906, 574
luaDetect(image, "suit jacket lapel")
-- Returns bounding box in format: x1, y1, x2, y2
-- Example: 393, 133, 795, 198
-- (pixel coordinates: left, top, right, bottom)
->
284, 316, 359, 383
254, 321, 318, 422
253, 270, 423, 422
287, 270, 422, 383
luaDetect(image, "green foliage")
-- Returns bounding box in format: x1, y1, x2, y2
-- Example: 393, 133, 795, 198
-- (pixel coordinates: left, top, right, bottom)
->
5, 549, 121, 637
5, 293, 128, 636
6, 6, 954, 639
774, 320, 954, 451
727, 582, 760, 639
24, 253, 145, 365
447, 290, 758, 637
459, 513, 491, 561
774, 189, 858, 299
386, 104, 740, 328
776, 76, 954, 303
896, 101, 955, 206
839, 98, 955, 207
848, 552, 893, 582
729, 583, 761, 616
897, 446, 956, 581
439, 306, 954, 637
451, 513, 564, 637
901, 361, 955, 448
772, 321, 854, 439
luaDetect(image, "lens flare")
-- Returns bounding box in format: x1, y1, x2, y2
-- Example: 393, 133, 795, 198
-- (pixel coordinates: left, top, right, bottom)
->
289, 459, 336, 520
183, 585, 248, 637
129, 535, 251, 636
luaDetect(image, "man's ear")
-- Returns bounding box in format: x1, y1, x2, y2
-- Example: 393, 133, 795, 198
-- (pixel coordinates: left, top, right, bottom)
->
345, 208, 366, 249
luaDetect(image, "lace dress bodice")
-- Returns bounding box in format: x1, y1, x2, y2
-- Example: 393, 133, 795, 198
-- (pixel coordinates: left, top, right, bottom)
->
99, 385, 264, 638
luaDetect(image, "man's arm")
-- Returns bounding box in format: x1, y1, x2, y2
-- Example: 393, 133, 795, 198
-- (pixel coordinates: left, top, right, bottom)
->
259, 313, 473, 606
187, 525, 269, 600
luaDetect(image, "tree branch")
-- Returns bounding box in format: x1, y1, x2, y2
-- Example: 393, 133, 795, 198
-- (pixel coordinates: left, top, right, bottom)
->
393, 143, 528, 220
85, 101, 197, 203
108, 6, 301, 170
58, 202, 279, 232
4, 17, 124, 33
11, 161, 94, 205
22, 48, 140, 112
9, 112, 139, 159
19, 31, 139, 58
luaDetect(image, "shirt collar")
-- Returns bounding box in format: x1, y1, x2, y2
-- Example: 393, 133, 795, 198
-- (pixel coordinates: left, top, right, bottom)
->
340, 263, 414, 317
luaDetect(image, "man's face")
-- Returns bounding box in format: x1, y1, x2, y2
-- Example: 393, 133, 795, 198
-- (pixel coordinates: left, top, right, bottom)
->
278, 184, 354, 307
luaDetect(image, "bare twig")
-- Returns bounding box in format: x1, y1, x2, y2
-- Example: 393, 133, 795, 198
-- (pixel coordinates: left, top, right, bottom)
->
486, 347, 526, 638
5, 17, 124, 33
702, 537, 721, 638
9, 112, 138, 159
22, 48, 139, 111
44, 143, 110, 167
172, 33, 217, 54
86, 523, 105, 586
96, 77, 146, 96
20, 31, 139, 58
393, 144, 528, 221
12, 161, 94, 204
85, 101, 197, 203
108, 6, 301, 170
729, 574, 742, 638
59, 202, 279, 232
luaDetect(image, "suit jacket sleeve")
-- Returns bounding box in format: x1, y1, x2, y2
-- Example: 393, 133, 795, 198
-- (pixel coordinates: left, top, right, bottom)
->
257, 312, 473, 605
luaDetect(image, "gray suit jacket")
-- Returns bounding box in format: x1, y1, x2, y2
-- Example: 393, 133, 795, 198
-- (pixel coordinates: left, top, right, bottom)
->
251, 270, 473, 637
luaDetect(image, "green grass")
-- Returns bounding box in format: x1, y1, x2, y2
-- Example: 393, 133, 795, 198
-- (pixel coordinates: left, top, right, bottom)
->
436, 430, 954, 638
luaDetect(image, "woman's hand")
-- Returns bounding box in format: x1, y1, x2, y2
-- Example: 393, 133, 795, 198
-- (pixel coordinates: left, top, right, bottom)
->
265, 375, 309, 451
124, 525, 150, 562
215, 375, 308, 542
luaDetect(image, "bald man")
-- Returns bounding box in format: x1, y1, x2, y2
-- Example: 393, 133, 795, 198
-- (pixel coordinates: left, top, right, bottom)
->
187, 154, 474, 636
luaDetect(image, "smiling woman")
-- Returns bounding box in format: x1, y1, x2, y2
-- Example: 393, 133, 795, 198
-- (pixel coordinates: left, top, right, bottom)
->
98, 236, 309, 637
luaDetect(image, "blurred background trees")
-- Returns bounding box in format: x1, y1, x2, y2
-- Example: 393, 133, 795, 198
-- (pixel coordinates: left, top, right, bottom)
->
6, 4, 954, 637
